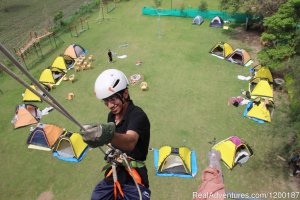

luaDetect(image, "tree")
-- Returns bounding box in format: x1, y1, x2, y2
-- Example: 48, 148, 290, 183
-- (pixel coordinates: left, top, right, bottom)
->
199, 1, 208, 11
219, 0, 287, 17
153, 0, 162, 8
258, 0, 300, 69
0, 0, 9, 12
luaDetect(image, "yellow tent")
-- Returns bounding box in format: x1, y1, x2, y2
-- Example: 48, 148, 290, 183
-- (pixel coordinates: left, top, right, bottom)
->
246, 99, 273, 122
154, 145, 197, 177
209, 42, 234, 59
157, 146, 191, 173
39, 69, 55, 84
39, 68, 65, 86
250, 79, 273, 99
23, 85, 41, 102
253, 67, 273, 83
212, 136, 253, 169
52, 56, 67, 72
53, 132, 88, 162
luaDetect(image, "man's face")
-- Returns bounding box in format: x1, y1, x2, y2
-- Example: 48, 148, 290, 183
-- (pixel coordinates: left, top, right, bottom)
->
103, 94, 123, 115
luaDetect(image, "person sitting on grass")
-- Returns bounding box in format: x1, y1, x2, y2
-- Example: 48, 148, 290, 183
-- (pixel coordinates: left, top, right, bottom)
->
228, 96, 249, 107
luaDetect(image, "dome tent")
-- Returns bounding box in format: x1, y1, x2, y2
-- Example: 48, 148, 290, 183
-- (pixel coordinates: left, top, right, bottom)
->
192, 15, 204, 25
209, 16, 224, 28
64, 44, 86, 59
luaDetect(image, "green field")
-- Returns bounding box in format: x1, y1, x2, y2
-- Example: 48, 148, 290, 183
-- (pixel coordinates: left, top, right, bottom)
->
0, 1, 297, 200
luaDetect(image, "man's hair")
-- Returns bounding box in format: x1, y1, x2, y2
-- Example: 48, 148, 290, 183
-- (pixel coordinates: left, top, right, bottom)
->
116, 88, 130, 102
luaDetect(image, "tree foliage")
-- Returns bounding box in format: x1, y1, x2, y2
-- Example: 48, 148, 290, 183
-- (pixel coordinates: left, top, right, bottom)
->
153, 0, 162, 8
219, 0, 287, 17
199, 1, 208, 11
258, 0, 300, 69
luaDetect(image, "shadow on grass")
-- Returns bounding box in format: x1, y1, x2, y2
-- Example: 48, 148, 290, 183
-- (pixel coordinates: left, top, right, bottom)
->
2, 4, 30, 12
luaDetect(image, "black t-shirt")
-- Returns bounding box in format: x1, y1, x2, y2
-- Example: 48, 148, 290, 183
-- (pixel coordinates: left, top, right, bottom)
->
105, 100, 150, 187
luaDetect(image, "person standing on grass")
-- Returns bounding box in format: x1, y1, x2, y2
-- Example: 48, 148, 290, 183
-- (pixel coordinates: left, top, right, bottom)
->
81, 69, 151, 200
108, 49, 113, 63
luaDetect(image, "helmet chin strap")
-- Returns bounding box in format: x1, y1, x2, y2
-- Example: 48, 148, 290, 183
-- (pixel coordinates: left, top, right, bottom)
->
115, 92, 126, 104
116, 89, 130, 104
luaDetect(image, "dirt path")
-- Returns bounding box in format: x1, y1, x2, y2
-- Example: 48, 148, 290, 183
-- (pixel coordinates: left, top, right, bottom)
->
229, 27, 263, 65
37, 191, 54, 200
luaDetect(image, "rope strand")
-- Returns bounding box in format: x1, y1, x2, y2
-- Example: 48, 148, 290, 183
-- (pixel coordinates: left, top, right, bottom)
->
1, 43, 141, 199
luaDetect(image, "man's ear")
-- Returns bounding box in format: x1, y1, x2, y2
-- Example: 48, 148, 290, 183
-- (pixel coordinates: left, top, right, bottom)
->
123, 89, 129, 99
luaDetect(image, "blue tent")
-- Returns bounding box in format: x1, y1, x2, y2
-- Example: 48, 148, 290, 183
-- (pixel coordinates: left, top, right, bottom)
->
209, 16, 224, 28
192, 15, 204, 25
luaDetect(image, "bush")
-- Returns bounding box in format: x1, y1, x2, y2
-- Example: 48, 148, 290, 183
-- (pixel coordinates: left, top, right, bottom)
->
199, 1, 208, 11
153, 0, 162, 8
52, 1, 99, 33
53, 11, 63, 24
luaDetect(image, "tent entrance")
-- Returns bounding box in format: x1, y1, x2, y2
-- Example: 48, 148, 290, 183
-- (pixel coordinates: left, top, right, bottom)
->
159, 154, 190, 174
213, 46, 224, 57
234, 147, 250, 165
230, 53, 243, 65
56, 139, 74, 158
28, 129, 49, 147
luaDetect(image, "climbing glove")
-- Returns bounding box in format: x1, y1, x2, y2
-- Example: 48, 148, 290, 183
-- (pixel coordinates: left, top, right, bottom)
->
81, 122, 115, 148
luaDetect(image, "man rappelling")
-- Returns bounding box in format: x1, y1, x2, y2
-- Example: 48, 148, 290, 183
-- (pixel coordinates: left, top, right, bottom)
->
81, 69, 151, 200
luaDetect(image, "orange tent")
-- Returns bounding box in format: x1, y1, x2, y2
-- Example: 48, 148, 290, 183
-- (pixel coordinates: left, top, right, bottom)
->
12, 104, 40, 129
27, 123, 64, 151
64, 44, 86, 59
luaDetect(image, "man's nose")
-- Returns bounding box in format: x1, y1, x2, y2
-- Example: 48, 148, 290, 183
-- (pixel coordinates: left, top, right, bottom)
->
107, 101, 115, 108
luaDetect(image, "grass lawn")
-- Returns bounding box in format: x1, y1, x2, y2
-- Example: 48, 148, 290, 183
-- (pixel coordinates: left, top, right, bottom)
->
0, 1, 297, 199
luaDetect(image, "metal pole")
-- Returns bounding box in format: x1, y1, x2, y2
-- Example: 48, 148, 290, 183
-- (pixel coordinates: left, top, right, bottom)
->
0, 62, 66, 119
0, 61, 108, 155
0, 42, 111, 154
0, 43, 84, 130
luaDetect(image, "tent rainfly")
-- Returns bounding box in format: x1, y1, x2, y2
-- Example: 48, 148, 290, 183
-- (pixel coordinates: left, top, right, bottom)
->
27, 123, 64, 151
52, 56, 68, 72
154, 146, 197, 178
53, 132, 88, 162
23, 85, 42, 102
64, 44, 86, 59
212, 136, 253, 169
209, 42, 234, 59
209, 16, 224, 28
226, 48, 252, 66
39, 67, 65, 86
192, 15, 204, 25
244, 98, 275, 123
12, 104, 41, 129
252, 66, 273, 83
249, 78, 273, 100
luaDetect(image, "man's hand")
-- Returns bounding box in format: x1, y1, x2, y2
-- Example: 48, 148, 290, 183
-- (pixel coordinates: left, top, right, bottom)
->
81, 122, 115, 148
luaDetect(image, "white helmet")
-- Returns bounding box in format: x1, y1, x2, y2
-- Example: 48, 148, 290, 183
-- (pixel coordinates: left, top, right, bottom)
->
94, 69, 129, 99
